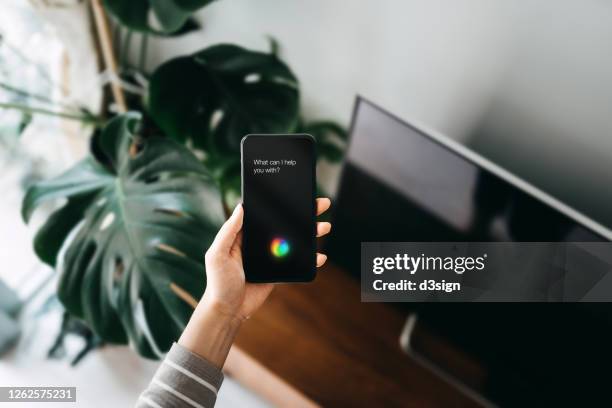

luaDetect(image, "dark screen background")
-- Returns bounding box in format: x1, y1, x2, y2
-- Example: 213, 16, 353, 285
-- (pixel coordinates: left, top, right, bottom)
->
242, 135, 315, 282
326, 98, 612, 406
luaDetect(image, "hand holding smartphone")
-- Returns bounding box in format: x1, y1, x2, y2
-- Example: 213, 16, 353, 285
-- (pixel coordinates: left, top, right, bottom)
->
241, 134, 317, 282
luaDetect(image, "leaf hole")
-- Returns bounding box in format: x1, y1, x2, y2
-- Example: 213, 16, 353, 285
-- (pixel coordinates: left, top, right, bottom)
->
209, 109, 224, 132
129, 139, 145, 158
145, 172, 174, 184
113, 257, 124, 282
169, 282, 198, 308
244, 73, 261, 83
100, 212, 115, 231
147, 9, 164, 31
154, 208, 186, 218
271, 75, 297, 88
157, 243, 186, 258
144, 175, 160, 184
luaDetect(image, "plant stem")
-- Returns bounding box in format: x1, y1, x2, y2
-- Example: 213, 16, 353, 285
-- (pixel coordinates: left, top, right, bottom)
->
90, 0, 127, 112
120, 29, 132, 68
0, 102, 102, 125
0, 81, 79, 112
268, 36, 280, 56
139, 33, 149, 73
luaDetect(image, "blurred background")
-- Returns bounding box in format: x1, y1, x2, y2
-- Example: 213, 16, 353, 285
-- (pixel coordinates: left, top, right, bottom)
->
188, 0, 612, 227
1, 0, 612, 407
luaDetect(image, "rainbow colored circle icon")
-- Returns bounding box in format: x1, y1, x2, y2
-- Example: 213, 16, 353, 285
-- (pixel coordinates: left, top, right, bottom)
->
270, 237, 290, 258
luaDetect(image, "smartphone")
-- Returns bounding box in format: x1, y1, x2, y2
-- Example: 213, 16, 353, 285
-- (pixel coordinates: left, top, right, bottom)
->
241, 134, 316, 283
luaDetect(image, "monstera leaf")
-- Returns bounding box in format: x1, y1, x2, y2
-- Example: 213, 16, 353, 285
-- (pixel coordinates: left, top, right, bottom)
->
104, 0, 215, 34
148, 44, 300, 157
22, 113, 224, 359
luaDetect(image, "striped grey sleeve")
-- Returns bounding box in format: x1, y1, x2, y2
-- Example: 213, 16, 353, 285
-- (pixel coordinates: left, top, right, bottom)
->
136, 343, 224, 408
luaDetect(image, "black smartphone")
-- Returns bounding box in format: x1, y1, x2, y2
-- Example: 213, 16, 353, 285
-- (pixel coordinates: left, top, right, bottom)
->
241, 134, 316, 283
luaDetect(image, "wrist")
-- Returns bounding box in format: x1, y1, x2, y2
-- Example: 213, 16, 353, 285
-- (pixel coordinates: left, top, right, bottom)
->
197, 295, 244, 328
178, 297, 242, 368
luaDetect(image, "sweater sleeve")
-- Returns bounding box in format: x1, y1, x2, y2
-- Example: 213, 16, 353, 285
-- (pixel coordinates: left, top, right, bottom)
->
136, 343, 224, 408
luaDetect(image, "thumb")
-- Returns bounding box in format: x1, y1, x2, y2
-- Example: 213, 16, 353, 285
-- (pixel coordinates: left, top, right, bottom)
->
209, 204, 243, 254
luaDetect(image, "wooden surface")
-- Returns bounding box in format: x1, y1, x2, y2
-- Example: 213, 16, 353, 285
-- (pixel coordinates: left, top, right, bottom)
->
233, 265, 482, 407
225, 346, 317, 408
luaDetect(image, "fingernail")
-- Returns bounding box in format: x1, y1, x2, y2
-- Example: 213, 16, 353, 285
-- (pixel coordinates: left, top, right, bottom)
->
317, 254, 327, 266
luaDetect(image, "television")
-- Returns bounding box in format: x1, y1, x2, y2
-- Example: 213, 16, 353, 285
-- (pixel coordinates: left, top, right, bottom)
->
327, 97, 612, 406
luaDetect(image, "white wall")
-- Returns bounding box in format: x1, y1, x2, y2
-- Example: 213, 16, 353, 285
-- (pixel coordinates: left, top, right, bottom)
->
146, 0, 512, 141
143, 0, 612, 228
469, 0, 612, 229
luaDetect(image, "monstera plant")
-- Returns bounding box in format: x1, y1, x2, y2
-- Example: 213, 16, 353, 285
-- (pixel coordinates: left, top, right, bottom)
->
149, 44, 300, 155
11, 0, 347, 359
103, 0, 215, 34
23, 114, 225, 358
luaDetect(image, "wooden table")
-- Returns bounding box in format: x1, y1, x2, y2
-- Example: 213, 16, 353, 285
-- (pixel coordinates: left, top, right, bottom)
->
225, 265, 483, 407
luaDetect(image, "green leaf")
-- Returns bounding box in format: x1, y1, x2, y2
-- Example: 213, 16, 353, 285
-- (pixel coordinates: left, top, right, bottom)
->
103, 0, 214, 35
33, 193, 97, 266
298, 120, 347, 163
168, 18, 201, 37
17, 112, 33, 136
23, 113, 225, 358
22, 159, 113, 223
148, 44, 300, 157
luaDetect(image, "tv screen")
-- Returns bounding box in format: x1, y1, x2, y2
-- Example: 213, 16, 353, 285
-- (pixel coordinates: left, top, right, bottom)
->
327, 97, 612, 406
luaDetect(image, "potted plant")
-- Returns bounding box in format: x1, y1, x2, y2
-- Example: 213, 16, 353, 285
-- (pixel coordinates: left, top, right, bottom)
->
7, 0, 346, 360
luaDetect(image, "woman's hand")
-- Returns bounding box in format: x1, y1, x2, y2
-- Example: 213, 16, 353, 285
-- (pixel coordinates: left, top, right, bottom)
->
202, 197, 332, 321
178, 198, 332, 367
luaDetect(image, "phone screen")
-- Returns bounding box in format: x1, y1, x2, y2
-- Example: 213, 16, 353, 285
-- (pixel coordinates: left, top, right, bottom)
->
241, 134, 316, 282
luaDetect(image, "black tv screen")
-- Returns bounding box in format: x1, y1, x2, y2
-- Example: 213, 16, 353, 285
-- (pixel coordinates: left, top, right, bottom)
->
329, 98, 608, 271
327, 97, 612, 406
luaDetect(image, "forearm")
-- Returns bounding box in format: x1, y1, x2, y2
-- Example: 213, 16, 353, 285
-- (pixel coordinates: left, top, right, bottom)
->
136, 342, 225, 408
178, 297, 242, 369
136, 300, 241, 408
